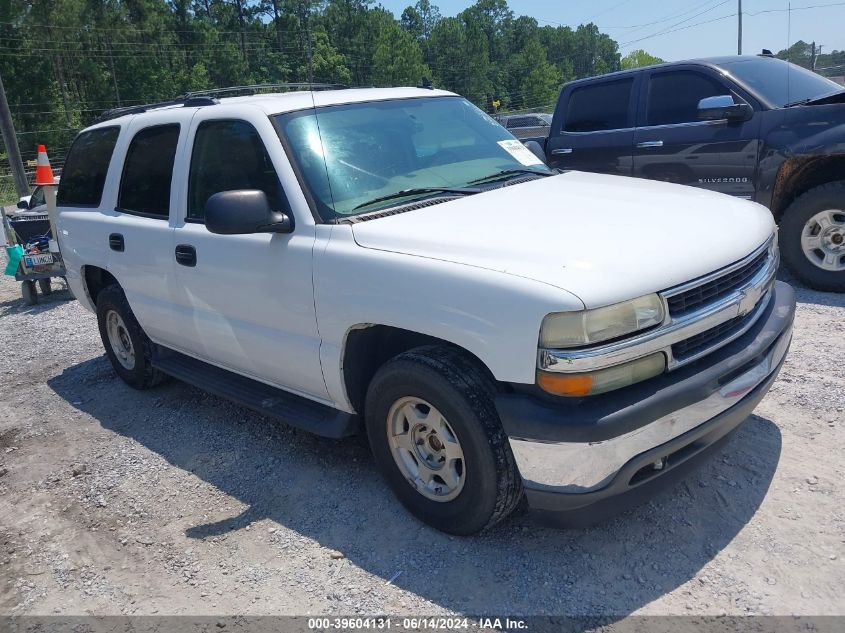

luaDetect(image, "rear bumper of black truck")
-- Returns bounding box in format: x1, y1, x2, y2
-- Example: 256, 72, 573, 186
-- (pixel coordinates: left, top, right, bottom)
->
495, 281, 796, 527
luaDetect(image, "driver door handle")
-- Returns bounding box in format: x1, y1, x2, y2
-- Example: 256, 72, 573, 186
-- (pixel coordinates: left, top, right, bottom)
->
552, 148, 573, 155
637, 140, 664, 148
175, 244, 197, 267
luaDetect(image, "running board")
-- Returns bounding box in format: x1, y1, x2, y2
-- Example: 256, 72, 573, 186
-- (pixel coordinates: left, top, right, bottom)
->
151, 348, 358, 439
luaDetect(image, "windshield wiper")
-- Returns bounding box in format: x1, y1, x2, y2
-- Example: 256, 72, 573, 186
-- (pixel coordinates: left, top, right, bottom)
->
784, 88, 845, 107
352, 187, 480, 211
467, 168, 554, 185
784, 97, 814, 107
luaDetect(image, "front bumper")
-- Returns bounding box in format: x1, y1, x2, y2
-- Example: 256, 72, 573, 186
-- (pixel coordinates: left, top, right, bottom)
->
496, 281, 796, 526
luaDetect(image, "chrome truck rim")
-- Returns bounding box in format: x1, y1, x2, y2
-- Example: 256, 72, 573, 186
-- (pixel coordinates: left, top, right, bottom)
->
106, 310, 136, 370
387, 396, 466, 502
801, 209, 845, 272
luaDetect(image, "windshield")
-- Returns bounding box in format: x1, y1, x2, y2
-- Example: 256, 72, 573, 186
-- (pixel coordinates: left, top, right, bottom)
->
717, 57, 841, 107
275, 96, 550, 219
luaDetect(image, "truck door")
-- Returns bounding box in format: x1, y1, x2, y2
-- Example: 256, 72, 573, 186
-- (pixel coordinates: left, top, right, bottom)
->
169, 108, 329, 402
103, 110, 193, 349
632, 67, 761, 199
545, 76, 637, 176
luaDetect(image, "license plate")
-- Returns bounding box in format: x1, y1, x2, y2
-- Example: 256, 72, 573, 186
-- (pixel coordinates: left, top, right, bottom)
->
24, 253, 53, 267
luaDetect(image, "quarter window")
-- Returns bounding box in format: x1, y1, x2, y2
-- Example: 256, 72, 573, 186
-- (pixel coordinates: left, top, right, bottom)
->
564, 79, 633, 132
646, 71, 730, 126
118, 124, 180, 218
187, 120, 285, 221
57, 126, 120, 207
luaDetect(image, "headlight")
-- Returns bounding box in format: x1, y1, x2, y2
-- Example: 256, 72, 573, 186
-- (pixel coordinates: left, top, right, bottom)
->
539, 294, 665, 348
538, 353, 666, 397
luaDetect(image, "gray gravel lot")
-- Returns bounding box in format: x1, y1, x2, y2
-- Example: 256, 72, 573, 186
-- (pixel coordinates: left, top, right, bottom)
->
0, 271, 842, 618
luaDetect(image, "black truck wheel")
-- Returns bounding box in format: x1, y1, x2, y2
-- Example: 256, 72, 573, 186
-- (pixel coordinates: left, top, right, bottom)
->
96, 284, 168, 389
780, 181, 845, 292
364, 345, 523, 535
38, 278, 52, 295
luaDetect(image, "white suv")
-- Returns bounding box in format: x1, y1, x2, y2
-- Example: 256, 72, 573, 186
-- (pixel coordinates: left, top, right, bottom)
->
56, 86, 795, 534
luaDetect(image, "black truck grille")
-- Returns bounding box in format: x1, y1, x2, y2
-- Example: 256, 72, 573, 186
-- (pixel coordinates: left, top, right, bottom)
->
672, 313, 750, 359
666, 248, 769, 317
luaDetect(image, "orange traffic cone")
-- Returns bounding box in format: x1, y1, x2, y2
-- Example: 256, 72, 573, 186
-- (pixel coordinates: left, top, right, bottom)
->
34, 144, 55, 185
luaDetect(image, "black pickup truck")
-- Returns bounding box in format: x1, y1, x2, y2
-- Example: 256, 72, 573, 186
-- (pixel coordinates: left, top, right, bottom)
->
525, 55, 845, 292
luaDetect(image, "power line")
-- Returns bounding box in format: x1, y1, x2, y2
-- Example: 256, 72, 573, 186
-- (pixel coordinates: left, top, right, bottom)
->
620, 0, 732, 47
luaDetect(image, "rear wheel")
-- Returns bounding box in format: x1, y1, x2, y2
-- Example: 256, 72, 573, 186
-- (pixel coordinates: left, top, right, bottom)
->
365, 345, 523, 535
38, 278, 52, 295
780, 181, 845, 292
96, 284, 168, 389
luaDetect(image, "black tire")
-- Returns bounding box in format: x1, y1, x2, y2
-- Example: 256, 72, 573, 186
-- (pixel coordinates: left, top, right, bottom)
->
38, 278, 52, 295
780, 181, 845, 292
364, 345, 523, 535
96, 284, 168, 389
21, 280, 37, 305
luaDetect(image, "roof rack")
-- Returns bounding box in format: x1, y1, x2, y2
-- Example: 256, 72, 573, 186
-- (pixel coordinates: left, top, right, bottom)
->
94, 83, 348, 123
183, 82, 347, 99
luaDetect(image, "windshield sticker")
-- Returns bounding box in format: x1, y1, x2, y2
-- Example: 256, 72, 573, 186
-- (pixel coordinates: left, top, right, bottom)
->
497, 139, 544, 166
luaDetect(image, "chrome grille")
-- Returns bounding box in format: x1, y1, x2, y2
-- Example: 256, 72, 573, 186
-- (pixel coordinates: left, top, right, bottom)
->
671, 313, 751, 359
666, 248, 769, 317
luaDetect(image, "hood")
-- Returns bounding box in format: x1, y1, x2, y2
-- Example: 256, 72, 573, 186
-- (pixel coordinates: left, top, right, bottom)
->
349, 171, 775, 308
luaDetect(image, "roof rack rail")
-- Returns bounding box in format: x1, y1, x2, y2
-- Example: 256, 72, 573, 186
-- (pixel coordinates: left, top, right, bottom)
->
182, 83, 347, 99
94, 83, 347, 123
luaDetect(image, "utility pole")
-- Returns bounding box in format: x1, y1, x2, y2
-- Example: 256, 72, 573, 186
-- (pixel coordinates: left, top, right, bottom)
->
811, 44, 823, 70
810, 41, 817, 70
737, 0, 743, 55
0, 70, 29, 199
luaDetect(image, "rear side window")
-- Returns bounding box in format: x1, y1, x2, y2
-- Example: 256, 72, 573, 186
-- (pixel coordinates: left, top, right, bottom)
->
57, 127, 120, 206
647, 71, 729, 126
187, 120, 285, 221
564, 79, 633, 132
118, 124, 180, 218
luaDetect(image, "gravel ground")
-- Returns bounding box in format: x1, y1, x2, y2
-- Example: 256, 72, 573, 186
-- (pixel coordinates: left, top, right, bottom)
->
0, 271, 842, 619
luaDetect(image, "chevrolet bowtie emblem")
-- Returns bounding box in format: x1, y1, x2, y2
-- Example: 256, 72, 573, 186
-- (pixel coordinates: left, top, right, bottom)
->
738, 286, 760, 316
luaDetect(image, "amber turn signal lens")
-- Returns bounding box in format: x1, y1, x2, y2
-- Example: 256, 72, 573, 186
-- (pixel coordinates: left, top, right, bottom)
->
537, 353, 666, 397
536, 372, 594, 397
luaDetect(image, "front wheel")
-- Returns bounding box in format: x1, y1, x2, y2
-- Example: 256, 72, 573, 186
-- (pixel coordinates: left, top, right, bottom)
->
364, 346, 523, 535
780, 181, 845, 292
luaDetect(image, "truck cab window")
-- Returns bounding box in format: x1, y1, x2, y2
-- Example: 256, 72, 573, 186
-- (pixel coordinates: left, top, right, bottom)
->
647, 71, 729, 127
564, 79, 633, 132
188, 120, 285, 222
118, 124, 180, 218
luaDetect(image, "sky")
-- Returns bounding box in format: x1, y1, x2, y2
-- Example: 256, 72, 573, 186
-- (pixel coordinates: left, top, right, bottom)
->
376, 0, 845, 64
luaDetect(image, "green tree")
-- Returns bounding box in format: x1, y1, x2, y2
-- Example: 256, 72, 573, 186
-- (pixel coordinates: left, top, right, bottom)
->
515, 39, 560, 109
305, 30, 353, 84
371, 21, 430, 87
428, 16, 492, 102
621, 49, 665, 70
776, 41, 814, 68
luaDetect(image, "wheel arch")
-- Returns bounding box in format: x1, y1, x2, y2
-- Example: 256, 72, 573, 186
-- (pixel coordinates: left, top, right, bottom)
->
340, 324, 502, 416
771, 154, 845, 221
82, 265, 120, 307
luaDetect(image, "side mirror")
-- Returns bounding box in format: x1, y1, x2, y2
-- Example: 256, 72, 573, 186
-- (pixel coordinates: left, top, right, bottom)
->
522, 140, 547, 163
17, 199, 28, 209
205, 190, 293, 235
698, 95, 753, 122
